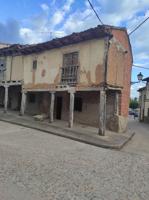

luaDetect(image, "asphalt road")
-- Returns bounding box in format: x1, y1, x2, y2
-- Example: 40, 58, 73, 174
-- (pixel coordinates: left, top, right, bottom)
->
0, 120, 148, 200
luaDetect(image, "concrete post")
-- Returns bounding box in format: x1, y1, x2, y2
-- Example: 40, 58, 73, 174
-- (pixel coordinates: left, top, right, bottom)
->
49, 92, 55, 123
68, 91, 75, 128
98, 88, 106, 136
4, 85, 9, 113
20, 90, 27, 116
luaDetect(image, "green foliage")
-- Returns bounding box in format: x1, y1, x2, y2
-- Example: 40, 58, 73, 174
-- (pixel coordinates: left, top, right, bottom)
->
129, 97, 139, 109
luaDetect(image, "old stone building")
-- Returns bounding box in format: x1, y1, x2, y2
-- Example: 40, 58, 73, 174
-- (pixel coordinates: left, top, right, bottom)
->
138, 77, 149, 122
0, 25, 133, 135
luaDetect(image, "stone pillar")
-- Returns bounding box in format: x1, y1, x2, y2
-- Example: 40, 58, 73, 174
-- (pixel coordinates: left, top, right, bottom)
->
115, 92, 119, 115
49, 92, 55, 123
98, 88, 106, 136
68, 91, 75, 128
4, 85, 9, 113
20, 90, 27, 116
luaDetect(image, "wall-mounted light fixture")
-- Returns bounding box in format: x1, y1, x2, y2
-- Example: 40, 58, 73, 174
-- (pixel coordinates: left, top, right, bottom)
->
131, 72, 143, 85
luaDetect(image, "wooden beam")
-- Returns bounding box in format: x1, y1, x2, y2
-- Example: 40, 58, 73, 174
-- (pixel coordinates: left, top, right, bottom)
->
68, 91, 75, 128
98, 88, 106, 136
20, 91, 27, 116
49, 92, 55, 123
4, 85, 9, 113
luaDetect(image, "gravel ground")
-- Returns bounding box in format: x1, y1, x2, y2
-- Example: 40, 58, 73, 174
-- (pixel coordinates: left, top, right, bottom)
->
0, 121, 149, 200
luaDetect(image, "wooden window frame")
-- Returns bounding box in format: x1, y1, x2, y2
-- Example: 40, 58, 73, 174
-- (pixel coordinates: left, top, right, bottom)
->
61, 52, 79, 85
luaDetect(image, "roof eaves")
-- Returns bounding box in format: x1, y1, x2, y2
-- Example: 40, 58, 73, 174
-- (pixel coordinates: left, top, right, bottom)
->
0, 25, 114, 56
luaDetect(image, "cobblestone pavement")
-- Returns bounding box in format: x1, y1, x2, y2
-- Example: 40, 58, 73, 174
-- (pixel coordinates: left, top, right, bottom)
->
123, 117, 149, 156
0, 121, 149, 200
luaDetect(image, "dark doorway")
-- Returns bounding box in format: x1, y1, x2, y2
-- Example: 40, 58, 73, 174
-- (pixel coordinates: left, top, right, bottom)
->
56, 96, 63, 119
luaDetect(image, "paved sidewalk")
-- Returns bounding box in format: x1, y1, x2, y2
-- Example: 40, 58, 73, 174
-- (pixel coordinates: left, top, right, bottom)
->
0, 110, 134, 149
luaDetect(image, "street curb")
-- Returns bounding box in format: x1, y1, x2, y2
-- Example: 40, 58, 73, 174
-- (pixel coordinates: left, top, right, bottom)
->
0, 118, 135, 150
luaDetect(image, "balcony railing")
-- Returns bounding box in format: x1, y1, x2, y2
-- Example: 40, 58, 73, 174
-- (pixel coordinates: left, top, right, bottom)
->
61, 65, 79, 86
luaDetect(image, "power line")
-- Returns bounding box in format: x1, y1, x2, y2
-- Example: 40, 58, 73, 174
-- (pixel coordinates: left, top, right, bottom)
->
87, 0, 104, 25
129, 16, 149, 36
133, 64, 149, 70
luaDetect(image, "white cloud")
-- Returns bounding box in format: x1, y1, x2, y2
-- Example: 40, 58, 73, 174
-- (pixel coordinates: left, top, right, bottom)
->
40, 3, 49, 11
61, 7, 96, 33
63, 0, 74, 12
51, 0, 74, 27
98, 0, 149, 23
52, 11, 65, 26
20, 27, 47, 44
131, 82, 146, 98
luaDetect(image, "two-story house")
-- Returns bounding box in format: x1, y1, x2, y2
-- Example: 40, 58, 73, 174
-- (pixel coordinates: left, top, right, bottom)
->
138, 77, 149, 122
0, 25, 133, 135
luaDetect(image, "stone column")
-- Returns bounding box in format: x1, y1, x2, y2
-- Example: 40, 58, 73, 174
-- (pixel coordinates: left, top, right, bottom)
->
98, 88, 106, 136
115, 92, 119, 115
20, 90, 27, 116
68, 91, 75, 128
4, 85, 9, 113
49, 92, 55, 123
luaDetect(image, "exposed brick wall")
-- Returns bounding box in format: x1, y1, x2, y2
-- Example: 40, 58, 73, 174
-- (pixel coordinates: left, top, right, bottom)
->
110, 29, 132, 117
107, 39, 125, 87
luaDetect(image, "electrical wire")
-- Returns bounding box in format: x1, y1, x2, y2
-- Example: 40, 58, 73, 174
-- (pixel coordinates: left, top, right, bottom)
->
129, 16, 149, 36
87, 0, 104, 25
133, 64, 149, 70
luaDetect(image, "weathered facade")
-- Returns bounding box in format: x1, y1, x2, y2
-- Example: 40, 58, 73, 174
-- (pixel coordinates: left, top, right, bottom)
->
0, 25, 133, 135
138, 77, 149, 123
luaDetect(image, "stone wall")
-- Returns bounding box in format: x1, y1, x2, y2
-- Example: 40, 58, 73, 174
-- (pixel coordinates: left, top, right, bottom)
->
26, 92, 50, 116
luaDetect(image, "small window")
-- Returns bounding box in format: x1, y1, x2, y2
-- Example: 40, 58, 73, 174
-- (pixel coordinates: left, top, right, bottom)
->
28, 93, 36, 103
74, 97, 82, 112
0, 59, 6, 71
33, 60, 37, 70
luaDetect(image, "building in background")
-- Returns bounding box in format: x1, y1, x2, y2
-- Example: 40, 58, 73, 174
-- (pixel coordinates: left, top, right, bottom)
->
0, 25, 133, 135
0, 43, 10, 49
138, 77, 149, 122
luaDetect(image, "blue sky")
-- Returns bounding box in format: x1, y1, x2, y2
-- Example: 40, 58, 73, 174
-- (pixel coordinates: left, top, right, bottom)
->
0, 0, 149, 97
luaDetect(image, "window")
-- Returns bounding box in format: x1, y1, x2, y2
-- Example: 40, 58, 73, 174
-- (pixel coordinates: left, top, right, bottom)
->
33, 60, 37, 70
28, 93, 36, 103
74, 97, 82, 112
61, 52, 79, 85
